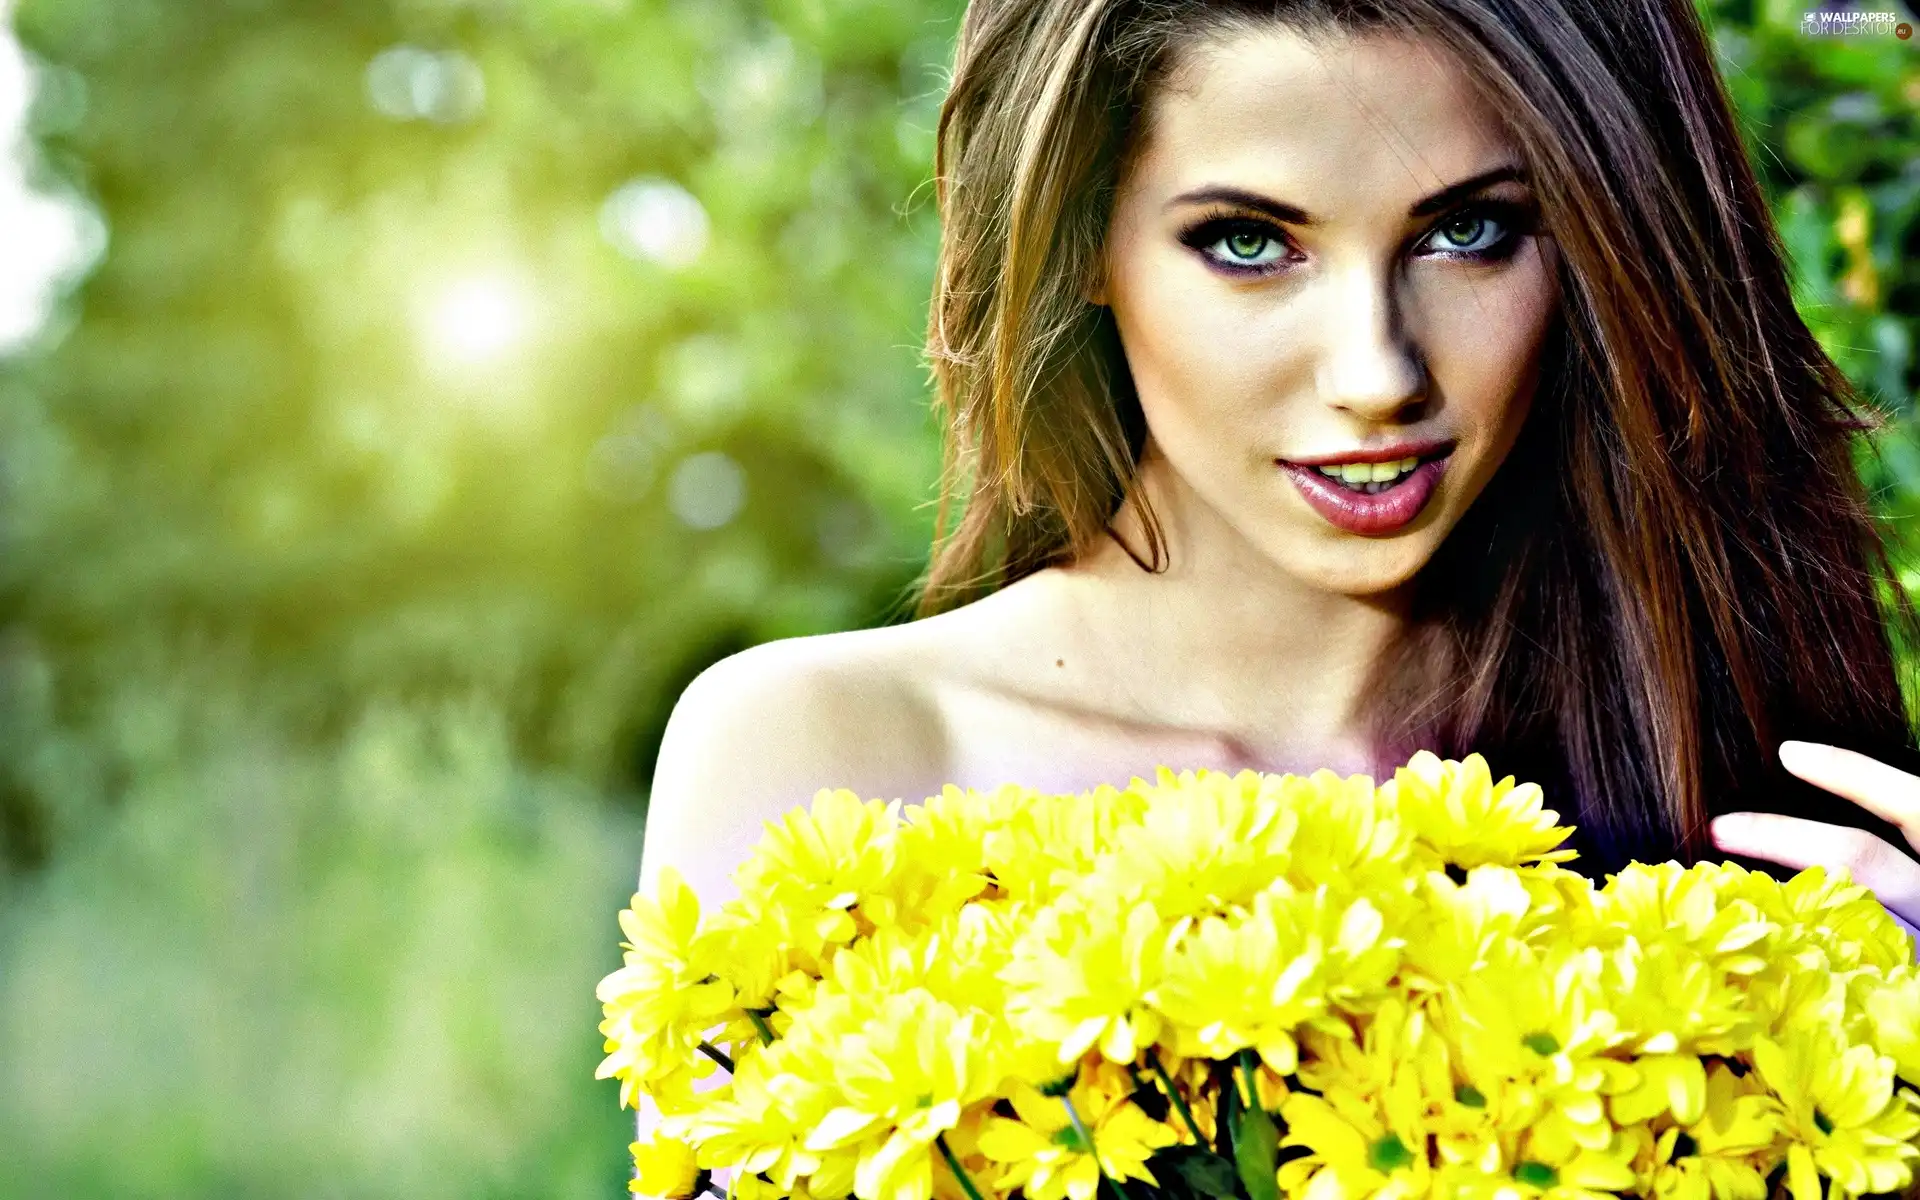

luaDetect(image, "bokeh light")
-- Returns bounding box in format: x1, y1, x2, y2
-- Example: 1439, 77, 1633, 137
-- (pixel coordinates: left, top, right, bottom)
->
0, 9, 102, 352
365, 45, 485, 123
667, 451, 747, 530
585, 405, 675, 505
417, 271, 536, 372
599, 178, 709, 269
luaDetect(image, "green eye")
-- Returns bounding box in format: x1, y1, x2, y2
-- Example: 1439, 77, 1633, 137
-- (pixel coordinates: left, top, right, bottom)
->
1430, 212, 1505, 253
1182, 216, 1289, 270
1224, 230, 1272, 260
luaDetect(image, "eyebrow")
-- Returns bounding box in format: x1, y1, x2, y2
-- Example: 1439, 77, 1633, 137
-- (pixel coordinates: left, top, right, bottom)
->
1164, 164, 1529, 224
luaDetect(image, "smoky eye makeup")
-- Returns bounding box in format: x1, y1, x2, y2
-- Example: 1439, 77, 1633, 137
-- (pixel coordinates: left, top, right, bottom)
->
1176, 210, 1295, 274
1175, 195, 1542, 277
1421, 197, 1541, 261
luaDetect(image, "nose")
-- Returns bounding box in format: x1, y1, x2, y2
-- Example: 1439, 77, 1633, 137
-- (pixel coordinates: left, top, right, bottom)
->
1315, 259, 1428, 418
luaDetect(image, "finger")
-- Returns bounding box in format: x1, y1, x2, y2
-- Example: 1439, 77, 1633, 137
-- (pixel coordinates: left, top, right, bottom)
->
1895, 909, 1920, 949
1711, 811, 1920, 928
1778, 741, 1920, 844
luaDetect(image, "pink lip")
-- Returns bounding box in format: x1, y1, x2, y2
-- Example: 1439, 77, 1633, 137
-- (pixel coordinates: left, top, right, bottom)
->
1284, 438, 1454, 467
1277, 454, 1450, 535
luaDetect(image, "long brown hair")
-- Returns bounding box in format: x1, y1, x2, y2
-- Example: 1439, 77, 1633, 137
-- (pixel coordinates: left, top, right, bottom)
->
910, 0, 1920, 879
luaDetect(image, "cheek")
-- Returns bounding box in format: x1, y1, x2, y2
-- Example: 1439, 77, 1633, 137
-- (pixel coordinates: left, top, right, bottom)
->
1107, 249, 1288, 445
1422, 260, 1559, 428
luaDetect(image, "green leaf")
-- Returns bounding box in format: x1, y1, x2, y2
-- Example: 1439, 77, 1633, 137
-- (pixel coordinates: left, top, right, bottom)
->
1233, 1102, 1281, 1200
1163, 1146, 1240, 1199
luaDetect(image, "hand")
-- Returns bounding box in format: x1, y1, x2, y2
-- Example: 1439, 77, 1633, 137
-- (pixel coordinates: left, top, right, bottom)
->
1708, 740, 1920, 945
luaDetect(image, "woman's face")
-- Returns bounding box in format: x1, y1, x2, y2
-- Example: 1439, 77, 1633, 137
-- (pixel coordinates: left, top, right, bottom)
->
1098, 25, 1561, 595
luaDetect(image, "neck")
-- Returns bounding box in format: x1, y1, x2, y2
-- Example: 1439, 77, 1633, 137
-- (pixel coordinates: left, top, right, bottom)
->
1058, 444, 1416, 774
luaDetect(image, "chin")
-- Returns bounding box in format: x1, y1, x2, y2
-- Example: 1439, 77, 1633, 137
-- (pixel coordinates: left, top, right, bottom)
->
1326, 572, 1425, 599
1281, 540, 1436, 597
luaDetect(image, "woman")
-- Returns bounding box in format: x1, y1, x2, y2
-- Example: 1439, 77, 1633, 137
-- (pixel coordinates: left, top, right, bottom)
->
638, 0, 1920, 942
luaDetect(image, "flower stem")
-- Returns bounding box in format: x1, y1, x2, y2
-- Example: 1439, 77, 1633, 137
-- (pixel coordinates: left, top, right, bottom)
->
1061, 1097, 1127, 1200
696, 1041, 735, 1073
1062, 1094, 1098, 1155
1215, 1059, 1238, 1158
936, 1133, 987, 1200
745, 1009, 776, 1046
1145, 1049, 1207, 1146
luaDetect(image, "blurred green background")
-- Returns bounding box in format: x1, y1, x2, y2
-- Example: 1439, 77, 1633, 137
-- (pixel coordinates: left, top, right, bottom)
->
0, 0, 1912, 1196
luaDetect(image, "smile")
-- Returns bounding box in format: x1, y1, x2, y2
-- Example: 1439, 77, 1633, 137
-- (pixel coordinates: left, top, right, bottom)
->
1274, 449, 1454, 535
1308, 454, 1428, 494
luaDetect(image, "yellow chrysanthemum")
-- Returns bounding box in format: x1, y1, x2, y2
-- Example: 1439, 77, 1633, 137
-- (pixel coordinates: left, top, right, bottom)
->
630, 1133, 702, 1198
1087, 766, 1302, 919
1003, 897, 1175, 1065
1400, 864, 1548, 1002
733, 788, 904, 967
1286, 992, 1557, 1197
1447, 939, 1639, 1160
1625, 1058, 1778, 1200
1608, 1052, 1711, 1131
1445, 1126, 1642, 1200
597, 866, 741, 1110
727, 1173, 831, 1200
701, 909, 790, 1016
1273, 767, 1422, 897
1586, 869, 1764, 1068
1133, 1052, 1237, 1145
1752, 1026, 1920, 1200
1381, 751, 1579, 871
1405, 1015, 1510, 1177
813, 912, 1060, 1093
791, 990, 998, 1200
1752, 965, 1854, 1067
1720, 863, 1911, 976
1154, 884, 1399, 1073
979, 785, 1147, 906
596, 752, 1920, 1200
893, 781, 1029, 916
817, 912, 995, 1016
1595, 916, 1758, 1121
1864, 966, 1920, 1085
1274, 1069, 1435, 1200
977, 1063, 1178, 1200
676, 1063, 825, 1192
1595, 863, 1772, 962
1294, 995, 1424, 1104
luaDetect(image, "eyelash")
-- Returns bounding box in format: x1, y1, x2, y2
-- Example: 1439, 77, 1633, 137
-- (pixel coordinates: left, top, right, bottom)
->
1177, 198, 1538, 277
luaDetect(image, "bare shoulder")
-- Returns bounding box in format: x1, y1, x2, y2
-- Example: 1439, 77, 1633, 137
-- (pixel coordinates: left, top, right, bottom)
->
638, 621, 952, 908
638, 570, 1087, 909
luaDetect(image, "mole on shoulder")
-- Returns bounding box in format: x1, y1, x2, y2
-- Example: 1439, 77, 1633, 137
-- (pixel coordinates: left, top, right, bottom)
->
1055, 658, 1064, 667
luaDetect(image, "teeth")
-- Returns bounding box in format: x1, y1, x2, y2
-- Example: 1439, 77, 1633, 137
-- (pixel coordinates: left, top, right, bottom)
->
1316, 455, 1421, 485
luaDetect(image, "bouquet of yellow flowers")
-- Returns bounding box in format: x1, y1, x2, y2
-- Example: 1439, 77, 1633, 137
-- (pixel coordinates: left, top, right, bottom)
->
596, 752, 1920, 1200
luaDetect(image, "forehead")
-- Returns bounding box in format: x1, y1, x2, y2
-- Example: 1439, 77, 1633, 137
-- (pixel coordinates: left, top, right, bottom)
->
1133, 26, 1518, 211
